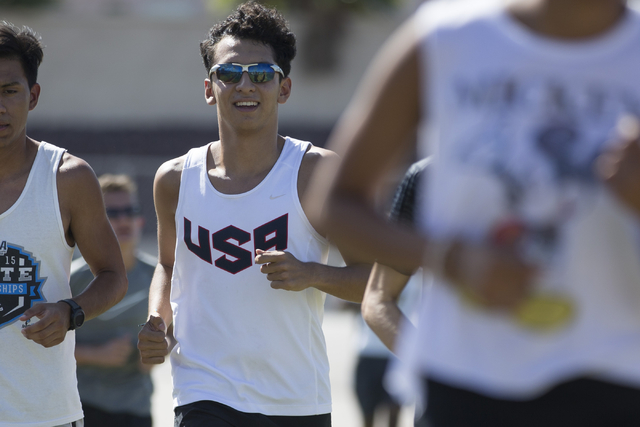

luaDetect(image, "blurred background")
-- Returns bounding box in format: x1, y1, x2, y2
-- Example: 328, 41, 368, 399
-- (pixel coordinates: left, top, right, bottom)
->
2, 0, 424, 425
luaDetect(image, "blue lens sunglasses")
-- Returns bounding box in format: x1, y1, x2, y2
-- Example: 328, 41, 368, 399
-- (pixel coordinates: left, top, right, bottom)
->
209, 62, 285, 84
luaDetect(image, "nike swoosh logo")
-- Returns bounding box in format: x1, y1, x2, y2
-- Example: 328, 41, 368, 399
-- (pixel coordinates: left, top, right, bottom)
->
270, 194, 286, 200
97, 290, 148, 321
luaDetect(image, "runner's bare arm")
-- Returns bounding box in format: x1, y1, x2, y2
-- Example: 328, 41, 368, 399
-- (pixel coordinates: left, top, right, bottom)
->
139, 157, 183, 364
306, 16, 535, 309
292, 146, 371, 302
21, 153, 128, 347
306, 16, 428, 275
361, 262, 413, 353
255, 248, 370, 302
62, 155, 128, 316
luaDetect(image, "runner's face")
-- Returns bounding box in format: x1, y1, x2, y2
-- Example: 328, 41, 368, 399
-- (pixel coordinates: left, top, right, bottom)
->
0, 58, 39, 149
205, 36, 291, 135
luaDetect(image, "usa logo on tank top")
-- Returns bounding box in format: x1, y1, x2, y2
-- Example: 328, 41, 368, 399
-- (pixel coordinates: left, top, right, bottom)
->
0, 241, 46, 329
183, 214, 289, 274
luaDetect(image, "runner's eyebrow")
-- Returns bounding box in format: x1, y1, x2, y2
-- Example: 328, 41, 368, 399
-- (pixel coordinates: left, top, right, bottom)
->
1, 82, 21, 88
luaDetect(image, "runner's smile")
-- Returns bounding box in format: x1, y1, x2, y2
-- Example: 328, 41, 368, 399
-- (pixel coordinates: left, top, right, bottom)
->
234, 100, 259, 111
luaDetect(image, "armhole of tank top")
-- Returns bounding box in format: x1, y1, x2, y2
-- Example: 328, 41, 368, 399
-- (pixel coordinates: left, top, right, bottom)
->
50, 145, 75, 251
291, 139, 329, 246
174, 147, 201, 233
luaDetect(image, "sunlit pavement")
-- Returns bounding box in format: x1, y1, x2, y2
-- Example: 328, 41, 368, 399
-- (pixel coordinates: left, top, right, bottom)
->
150, 310, 415, 427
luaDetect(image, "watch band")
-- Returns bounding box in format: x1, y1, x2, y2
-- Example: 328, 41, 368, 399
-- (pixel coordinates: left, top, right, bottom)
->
58, 298, 83, 330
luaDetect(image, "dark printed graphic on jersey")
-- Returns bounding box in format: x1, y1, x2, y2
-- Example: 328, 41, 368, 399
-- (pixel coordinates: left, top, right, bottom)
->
453, 76, 639, 209
0, 241, 46, 330
450, 75, 640, 260
184, 214, 289, 275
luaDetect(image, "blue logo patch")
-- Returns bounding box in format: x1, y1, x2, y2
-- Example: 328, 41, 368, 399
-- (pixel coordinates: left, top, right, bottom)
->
0, 242, 47, 329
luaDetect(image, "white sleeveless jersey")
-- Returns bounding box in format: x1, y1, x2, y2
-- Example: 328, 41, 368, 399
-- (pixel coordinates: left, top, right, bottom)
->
0, 142, 81, 426
171, 137, 332, 415
410, 1, 640, 398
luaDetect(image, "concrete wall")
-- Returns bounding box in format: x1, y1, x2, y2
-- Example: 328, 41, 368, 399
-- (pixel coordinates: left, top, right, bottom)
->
3, 5, 413, 130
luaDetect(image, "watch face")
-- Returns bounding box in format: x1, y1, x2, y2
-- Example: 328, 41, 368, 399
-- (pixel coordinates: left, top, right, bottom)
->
74, 310, 85, 328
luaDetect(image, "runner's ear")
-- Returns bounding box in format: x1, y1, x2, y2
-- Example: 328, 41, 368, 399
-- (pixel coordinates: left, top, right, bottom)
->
205, 78, 216, 106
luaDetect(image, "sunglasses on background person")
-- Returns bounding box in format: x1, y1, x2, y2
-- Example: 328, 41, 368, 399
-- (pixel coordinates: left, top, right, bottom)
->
106, 206, 141, 219
209, 63, 285, 84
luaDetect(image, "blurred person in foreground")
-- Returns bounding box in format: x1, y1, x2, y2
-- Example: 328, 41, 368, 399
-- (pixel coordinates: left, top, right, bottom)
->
0, 23, 127, 427
71, 174, 158, 427
137, 3, 369, 426
312, 0, 640, 425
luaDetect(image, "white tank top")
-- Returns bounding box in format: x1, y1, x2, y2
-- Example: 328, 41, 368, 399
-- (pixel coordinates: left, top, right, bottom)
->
411, 1, 640, 398
171, 137, 332, 415
0, 142, 81, 426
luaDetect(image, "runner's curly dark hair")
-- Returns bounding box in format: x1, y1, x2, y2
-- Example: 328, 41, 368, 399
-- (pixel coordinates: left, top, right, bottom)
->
200, 1, 296, 78
0, 22, 44, 88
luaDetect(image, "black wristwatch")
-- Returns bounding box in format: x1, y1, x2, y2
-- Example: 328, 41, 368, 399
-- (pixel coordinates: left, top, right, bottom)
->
58, 299, 85, 330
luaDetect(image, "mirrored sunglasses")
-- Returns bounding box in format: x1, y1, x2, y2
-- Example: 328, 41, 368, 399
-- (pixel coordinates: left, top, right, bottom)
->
106, 206, 140, 219
209, 62, 285, 84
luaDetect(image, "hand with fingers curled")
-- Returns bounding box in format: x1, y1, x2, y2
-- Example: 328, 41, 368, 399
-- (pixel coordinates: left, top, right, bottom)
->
20, 302, 71, 348
442, 241, 538, 311
255, 249, 318, 292
137, 314, 170, 365
596, 115, 640, 216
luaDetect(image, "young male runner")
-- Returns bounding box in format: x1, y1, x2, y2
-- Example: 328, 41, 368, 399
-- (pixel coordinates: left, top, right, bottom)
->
137, 3, 368, 426
0, 22, 127, 427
